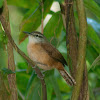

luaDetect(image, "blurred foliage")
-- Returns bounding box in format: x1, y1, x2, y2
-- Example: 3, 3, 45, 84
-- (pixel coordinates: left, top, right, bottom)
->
0, 0, 3, 8
0, 0, 100, 100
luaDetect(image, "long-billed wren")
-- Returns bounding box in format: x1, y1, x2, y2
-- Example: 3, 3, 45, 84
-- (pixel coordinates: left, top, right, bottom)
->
24, 31, 76, 86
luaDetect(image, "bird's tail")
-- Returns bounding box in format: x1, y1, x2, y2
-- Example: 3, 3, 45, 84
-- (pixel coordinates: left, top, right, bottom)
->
59, 69, 76, 86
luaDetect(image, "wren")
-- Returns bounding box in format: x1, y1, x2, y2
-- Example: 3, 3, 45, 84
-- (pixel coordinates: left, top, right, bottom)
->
24, 31, 76, 86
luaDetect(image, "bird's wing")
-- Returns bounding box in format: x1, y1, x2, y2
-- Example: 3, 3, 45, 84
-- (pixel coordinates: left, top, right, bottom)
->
41, 43, 67, 66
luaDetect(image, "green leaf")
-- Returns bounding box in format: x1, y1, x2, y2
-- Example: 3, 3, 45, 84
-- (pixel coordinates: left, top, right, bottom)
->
44, 12, 63, 39
87, 25, 100, 54
86, 24, 100, 70
25, 80, 41, 100
17, 62, 28, 69
84, 0, 100, 20
94, 0, 100, 5
0, 25, 8, 45
90, 55, 100, 68
1, 68, 15, 74
0, 0, 3, 8
55, 0, 64, 4
46, 81, 53, 100
7, 0, 40, 8
19, 0, 53, 43
49, 75, 62, 100
86, 46, 98, 70
16, 72, 30, 94
26, 70, 36, 91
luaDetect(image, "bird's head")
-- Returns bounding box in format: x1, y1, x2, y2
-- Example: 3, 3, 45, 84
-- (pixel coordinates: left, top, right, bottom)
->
23, 31, 47, 43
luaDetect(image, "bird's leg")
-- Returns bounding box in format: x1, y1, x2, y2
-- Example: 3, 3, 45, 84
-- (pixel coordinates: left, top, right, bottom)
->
32, 64, 37, 68
33, 63, 45, 79
37, 71, 44, 79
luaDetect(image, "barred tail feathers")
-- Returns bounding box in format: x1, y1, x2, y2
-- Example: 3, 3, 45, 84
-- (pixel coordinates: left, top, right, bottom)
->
59, 69, 76, 86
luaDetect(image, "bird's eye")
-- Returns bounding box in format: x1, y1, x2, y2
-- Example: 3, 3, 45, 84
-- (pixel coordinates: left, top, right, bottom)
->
35, 35, 39, 37
34, 34, 43, 38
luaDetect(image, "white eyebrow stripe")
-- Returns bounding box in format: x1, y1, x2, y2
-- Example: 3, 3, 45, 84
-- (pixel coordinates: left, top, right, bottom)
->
33, 34, 43, 38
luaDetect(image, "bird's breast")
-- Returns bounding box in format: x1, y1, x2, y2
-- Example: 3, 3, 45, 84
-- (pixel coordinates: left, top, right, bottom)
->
27, 43, 57, 70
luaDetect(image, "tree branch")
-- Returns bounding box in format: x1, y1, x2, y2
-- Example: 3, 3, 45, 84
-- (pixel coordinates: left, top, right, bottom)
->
61, 1, 89, 99
71, 0, 87, 99
0, 1, 47, 100
0, 72, 10, 100
64, 0, 78, 77
7, 40, 18, 100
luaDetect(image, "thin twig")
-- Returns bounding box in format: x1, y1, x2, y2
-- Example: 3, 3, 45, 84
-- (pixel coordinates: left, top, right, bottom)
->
0, 1, 47, 100
41, 0, 44, 34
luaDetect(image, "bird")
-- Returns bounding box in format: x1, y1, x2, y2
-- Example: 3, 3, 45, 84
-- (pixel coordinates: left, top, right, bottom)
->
23, 31, 76, 86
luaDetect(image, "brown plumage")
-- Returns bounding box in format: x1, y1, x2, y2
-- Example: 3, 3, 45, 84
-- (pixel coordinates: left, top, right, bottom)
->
41, 43, 76, 85
41, 43, 67, 66
25, 31, 76, 86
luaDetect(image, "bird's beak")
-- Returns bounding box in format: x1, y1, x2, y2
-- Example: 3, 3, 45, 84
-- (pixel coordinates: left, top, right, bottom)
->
23, 31, 32, 35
